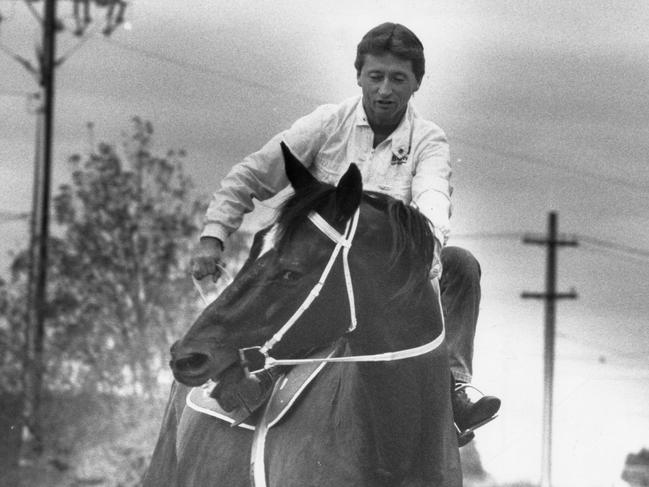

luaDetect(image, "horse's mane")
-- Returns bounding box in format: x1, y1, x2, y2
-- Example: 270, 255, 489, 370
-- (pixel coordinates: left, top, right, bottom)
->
275, 186, 436, 303
364, 191, 436, 301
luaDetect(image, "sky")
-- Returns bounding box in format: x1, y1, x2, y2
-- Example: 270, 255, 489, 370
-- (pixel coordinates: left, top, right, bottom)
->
1, 1, 648, 485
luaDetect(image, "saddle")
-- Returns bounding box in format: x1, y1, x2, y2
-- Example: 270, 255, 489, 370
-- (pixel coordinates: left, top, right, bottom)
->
186, 342, 343, 430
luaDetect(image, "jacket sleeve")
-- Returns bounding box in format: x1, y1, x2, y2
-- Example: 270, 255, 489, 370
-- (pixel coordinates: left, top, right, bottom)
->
200, 105, 333, 245
411, 124, 452, 244
410, 124, 453, 278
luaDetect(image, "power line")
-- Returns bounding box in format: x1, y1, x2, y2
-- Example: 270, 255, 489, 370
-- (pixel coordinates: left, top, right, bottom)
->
577, 234, 649, 261
452, 231, 524, 240
101, 37, 324, 106
579, 244, 649, 269
558, 331, 649, 362
7, 3, 641, 199
56, 22, 100, 65
452, 137, 649, 196
21, 0, 41, 23
0, 0, 17, 22
0, 210, 29, 222
0, 40, 39, 79
453, 231, 649, 264
0, 89, 31, 97
98, 37, 649, 199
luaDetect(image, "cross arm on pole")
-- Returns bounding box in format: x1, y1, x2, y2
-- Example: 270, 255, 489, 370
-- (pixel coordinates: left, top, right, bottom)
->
523, 235, 579, 247
521, 290, 578, 300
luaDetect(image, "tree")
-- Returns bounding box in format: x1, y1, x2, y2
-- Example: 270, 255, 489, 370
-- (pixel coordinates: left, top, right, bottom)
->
2, 117, 216, 396
0, 117, 257, 477
622, 448, 649, 487
0, 276, 26, 393
51, 117, 206, 392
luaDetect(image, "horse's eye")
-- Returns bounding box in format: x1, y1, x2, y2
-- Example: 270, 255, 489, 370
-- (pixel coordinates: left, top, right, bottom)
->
280, 270, 300, 281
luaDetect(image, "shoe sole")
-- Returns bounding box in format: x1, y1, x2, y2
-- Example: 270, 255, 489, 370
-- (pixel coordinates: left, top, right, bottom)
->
455, 413, 499, 436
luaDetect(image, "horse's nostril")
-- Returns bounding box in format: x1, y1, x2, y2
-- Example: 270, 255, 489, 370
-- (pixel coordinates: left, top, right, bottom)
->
174, 353, 209, 373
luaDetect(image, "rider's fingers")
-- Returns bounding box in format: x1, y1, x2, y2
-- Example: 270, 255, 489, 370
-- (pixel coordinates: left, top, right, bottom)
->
192, 259, 212, 280
192, 264, 206, 280
191, 258, 223, 281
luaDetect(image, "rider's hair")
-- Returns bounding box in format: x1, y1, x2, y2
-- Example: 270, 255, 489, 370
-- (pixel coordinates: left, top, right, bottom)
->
354, 23, 425, 84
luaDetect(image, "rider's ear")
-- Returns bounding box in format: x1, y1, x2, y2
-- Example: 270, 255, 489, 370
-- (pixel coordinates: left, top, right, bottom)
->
282, 142, 318, 191
335, 163, 362, 221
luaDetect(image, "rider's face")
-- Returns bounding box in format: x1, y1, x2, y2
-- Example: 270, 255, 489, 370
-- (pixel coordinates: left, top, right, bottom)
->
357, 53, 420, 129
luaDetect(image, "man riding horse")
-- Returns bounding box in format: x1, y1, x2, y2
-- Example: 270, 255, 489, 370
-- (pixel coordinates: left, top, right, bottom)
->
191, 22, 500, 447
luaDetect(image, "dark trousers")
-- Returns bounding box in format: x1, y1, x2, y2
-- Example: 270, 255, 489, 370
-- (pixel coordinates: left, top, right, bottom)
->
439, 246, 482, 384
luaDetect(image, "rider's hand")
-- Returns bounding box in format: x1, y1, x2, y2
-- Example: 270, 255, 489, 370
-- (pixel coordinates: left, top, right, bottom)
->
190, 237, 224, 282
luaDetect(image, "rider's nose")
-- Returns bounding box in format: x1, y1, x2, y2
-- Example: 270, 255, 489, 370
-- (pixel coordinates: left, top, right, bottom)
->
378, 79, 392, 95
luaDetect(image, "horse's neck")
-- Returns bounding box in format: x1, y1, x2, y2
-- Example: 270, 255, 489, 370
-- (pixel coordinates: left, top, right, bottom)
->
340, 344, 443, 481
340, 294, 443, 476
352, 287, 441, 354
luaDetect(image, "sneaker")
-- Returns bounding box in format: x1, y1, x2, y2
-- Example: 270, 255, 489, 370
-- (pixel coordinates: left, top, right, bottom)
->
452, 383, 501, 446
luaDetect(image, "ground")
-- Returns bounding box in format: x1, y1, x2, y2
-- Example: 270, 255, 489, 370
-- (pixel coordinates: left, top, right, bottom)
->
0, 391, 166, 487
1, 390, 536, 487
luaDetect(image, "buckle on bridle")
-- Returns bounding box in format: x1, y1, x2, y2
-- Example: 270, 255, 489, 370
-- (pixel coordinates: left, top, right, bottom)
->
239, 346, 268, 375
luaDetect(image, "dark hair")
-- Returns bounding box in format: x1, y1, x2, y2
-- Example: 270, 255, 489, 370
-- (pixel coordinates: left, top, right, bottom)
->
354, 22, 425, 84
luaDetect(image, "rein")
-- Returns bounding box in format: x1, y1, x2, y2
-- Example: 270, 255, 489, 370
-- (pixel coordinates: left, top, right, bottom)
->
192, 264, 234, 305
239, 207, 445, 375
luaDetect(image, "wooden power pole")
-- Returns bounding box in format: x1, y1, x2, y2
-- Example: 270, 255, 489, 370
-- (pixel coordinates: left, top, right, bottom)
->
522, 211, 578, 487
17, 0, 129, 462
21, 0, 58, 462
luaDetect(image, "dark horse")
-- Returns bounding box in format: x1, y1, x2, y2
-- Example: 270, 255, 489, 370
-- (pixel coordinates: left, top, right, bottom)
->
143, 143, 462, 486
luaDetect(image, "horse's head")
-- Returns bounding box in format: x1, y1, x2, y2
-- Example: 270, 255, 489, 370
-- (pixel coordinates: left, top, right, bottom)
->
170, 142, 437, 397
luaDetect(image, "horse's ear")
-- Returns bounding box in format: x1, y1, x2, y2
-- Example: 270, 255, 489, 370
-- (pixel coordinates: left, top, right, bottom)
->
335, 163, 362, 221
281, 141, 318, 191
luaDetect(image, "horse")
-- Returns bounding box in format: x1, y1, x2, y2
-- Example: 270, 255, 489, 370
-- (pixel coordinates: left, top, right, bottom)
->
143, 143, 462, 487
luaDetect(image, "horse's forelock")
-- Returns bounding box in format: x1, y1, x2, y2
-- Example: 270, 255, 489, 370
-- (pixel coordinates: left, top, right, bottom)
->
275, 185, 337, 249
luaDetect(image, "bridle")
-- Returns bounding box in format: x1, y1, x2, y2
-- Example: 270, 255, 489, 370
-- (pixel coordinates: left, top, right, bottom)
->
241, 206, 445, 487
237, 206, 446, 375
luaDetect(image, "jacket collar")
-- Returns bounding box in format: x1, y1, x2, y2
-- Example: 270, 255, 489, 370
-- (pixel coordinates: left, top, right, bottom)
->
355, 96, 414, 160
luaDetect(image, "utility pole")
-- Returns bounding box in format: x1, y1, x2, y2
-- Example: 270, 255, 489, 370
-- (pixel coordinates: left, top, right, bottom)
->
522, 211, 578, 487
12, 0, 130, 463
21, 0, 58, 463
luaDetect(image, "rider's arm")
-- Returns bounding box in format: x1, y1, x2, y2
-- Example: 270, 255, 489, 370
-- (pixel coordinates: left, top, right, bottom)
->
410, 124, 452, 278
201, 105, 335, 245
410, 124, 452, 246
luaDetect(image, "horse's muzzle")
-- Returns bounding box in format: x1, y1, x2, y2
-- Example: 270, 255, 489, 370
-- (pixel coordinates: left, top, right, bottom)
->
169, 341, 239, 387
